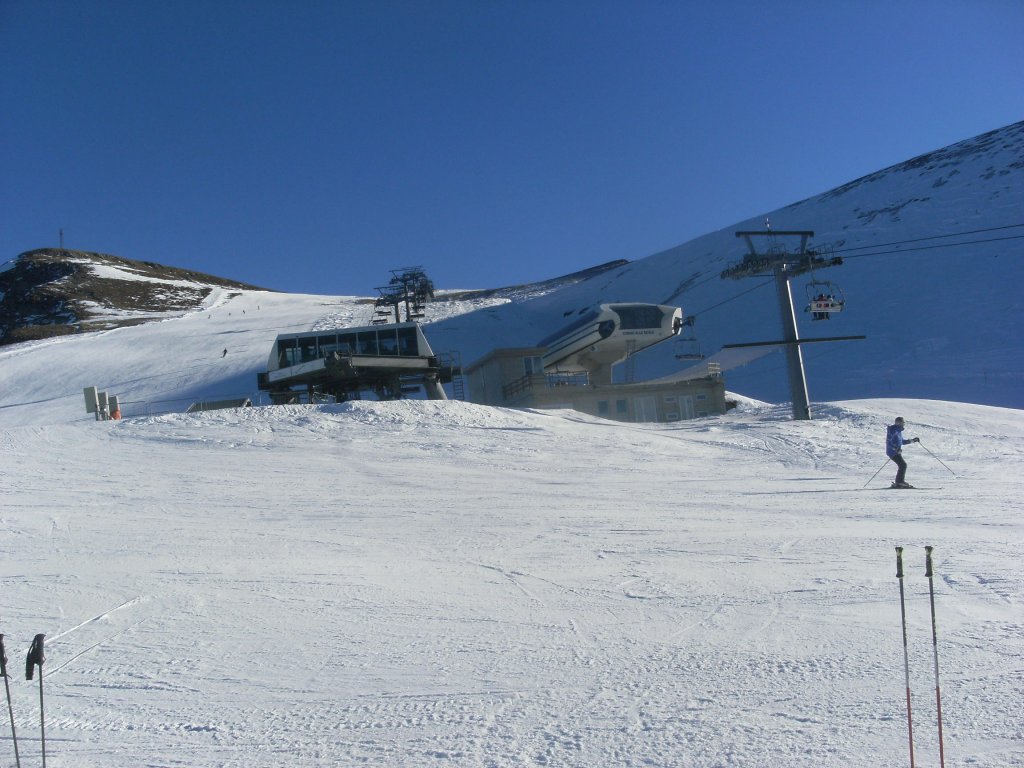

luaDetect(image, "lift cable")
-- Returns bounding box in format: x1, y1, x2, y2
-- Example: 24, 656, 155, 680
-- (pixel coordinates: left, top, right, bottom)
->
688, 279, 774, 319
671, 222, 1024, 320
835, 233, 1024, 261
829, 222, 1024, 256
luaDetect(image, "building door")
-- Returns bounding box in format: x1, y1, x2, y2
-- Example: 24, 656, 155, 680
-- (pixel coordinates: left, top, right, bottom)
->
634, 396, 657, 422
678, 395, 694, 420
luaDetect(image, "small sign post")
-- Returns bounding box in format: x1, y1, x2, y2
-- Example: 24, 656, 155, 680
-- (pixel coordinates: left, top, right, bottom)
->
83, 386, 100, 420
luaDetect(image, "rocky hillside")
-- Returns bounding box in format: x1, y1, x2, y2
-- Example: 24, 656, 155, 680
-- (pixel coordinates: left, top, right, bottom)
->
0, 248, 269, 345
0, 248, 629, 348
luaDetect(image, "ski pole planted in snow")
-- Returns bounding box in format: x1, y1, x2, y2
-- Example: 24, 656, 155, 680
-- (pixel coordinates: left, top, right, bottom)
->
895, 547, 915, 768
25, 634, 45, 768
925, 546, 946, 768
918, 442, 956, 477
0, 634, 21, 768
864, 458, 892, 488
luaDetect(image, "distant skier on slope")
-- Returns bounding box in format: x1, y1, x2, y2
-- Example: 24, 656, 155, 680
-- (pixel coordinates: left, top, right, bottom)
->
886, 416, 920, 488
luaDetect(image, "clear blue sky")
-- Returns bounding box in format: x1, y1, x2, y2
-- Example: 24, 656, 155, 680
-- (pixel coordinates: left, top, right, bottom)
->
3, 1, 1022, 295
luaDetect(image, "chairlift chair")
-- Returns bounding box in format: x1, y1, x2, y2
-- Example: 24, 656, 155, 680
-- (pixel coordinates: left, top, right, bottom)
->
673, 315, 704, 360
804, 280, 845, 321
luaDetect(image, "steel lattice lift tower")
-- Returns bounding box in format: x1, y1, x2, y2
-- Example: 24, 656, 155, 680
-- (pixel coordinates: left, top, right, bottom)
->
373, 266, 435, 325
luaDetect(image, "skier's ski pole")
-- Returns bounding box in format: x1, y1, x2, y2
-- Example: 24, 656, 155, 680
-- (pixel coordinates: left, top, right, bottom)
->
895, 547, 915, 768
25, 635, 45, 768
0, 634, 21, 768
925, 547, 946, 768
863, 458, 891, 488
918, 442, 956, 477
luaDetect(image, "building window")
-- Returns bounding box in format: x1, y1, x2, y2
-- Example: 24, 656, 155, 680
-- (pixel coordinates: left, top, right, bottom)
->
339, 332, 357, 354
598, 400, 609, 415
397, 326, 418, 356
298, 338, 317, 363
664, 395, 676, 403
666, 412, 680, 421
357, 331, 378, 355
524, 356, 543, 375
277, 338, 297, 367
696, 394, 707, 401
377, 329, 399, 355
612, 305, 664, 329
616, 399, 628, 414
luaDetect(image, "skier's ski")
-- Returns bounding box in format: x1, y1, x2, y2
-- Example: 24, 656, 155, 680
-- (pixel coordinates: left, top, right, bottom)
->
863, 487, 942, 491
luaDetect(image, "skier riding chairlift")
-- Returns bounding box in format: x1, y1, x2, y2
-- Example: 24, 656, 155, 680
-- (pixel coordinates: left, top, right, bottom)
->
805, 281, 845, 321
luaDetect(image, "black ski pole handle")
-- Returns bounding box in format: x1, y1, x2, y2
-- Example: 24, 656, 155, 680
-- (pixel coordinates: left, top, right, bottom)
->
925, 545, 934, 578
25, 634, 44, 681
896, 546, 905, 578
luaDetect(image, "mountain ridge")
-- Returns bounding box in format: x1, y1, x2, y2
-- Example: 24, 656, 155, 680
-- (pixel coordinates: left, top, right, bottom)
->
0, 246, 629, 347
1, 120, 1021, 411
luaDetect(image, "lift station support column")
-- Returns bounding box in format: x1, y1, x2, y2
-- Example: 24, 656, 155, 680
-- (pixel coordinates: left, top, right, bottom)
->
773, 259, 810, 420
721, 229, 843, 421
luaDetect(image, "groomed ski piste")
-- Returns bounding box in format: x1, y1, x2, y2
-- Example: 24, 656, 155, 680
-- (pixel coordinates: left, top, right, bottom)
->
0, 288, 1022, 767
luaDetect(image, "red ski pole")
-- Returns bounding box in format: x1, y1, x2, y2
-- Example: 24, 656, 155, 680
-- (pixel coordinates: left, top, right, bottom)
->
895, 547, 915, 768
925, 546, 946, 768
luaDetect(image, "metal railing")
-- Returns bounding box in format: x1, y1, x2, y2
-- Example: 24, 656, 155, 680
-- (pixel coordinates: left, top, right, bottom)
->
117, 392, 266, 418
501, 371, 590, 401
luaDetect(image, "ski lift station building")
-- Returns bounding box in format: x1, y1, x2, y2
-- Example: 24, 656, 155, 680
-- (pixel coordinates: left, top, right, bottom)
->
464, 303, 728, 422
257, 321, 456, 403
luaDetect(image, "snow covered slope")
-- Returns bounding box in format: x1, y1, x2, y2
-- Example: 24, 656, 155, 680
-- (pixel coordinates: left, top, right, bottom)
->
0, 287, 513, 428
428, 120, 1024, 409
0, 397, 1021, 766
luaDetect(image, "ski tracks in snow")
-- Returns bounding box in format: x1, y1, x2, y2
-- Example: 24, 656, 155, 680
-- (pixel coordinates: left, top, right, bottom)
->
45, 596, 156, 680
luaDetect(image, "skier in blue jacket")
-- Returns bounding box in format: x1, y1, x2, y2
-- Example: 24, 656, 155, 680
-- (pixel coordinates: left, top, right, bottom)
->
886, 416, 919, 488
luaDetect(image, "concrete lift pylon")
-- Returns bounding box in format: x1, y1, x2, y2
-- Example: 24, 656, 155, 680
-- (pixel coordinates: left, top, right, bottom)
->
721, 228, 845, 420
